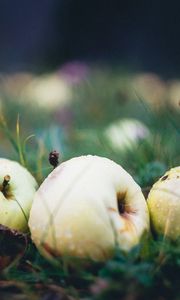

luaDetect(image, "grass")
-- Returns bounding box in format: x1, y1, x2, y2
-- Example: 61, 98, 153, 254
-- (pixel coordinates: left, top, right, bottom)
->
0, 66, 179, 299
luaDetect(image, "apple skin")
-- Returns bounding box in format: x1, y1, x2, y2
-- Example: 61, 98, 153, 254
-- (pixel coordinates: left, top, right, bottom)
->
147, 166, 180, 239
29, 155, 149, 261
0, 158, 38, 232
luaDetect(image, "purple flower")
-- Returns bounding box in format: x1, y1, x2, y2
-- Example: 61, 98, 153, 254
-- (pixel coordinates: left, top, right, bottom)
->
58, 61, 90, 84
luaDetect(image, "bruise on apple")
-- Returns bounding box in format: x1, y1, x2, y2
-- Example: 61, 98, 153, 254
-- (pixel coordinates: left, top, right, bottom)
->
108, 207, 117, 213
119, 221, 135, 234
0, 175, 14, 199
0, 224, 27, 270
107, 191, 138, 238
161, 175, 169, 181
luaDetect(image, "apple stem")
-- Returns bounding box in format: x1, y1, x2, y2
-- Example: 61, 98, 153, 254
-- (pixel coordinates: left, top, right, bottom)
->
2, 175, 11, 197
49, 150, 59, 169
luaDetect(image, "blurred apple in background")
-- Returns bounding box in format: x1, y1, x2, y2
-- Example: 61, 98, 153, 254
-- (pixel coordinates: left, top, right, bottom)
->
167, 80, 180, 110
0, 62, 90, 114
132, 73, 167, 110
0, 71, 72, 112
104, 118, 150, 152
21, 73, 72, 111
0, 72, 33, 98
29, 155, 149, 261
0, 158, 37, 232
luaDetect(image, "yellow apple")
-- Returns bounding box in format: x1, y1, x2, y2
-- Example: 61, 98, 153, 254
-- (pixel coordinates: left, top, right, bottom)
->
29, 155, 149, 261
0, 158, 38, 232
147, 166, 180, 239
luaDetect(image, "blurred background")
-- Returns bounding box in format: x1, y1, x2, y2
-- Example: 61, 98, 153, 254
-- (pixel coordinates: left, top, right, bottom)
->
1, 0, 180, 75
0, 3, 180, 297
0, 0, 179, 187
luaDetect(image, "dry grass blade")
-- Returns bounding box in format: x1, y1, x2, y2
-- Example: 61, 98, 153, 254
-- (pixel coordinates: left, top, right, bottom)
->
16, 115, 26, 167
0, 114, 19, 154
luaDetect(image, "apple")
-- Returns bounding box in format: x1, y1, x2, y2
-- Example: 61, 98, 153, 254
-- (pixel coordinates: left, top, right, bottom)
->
104, 118, 150, 152
168, 80, 180, 110
29, 155, 149, 261
147, 166, 180, 239
132, 73, 166, 110
21, 73, 72, 111
0, 158, 38, 232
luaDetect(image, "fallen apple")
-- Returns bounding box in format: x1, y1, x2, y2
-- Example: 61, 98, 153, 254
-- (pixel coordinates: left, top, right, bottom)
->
21, 73, 72, 111
29, 155, 149, 261
104, 118, 150, 152
147, 166, 180, 239
0, 158, 38, 232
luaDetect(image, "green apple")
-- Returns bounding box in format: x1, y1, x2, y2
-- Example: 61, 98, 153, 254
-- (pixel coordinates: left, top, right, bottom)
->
147, 166, 180, 239
29, 155, 149, 261
0, 158, 38, 232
